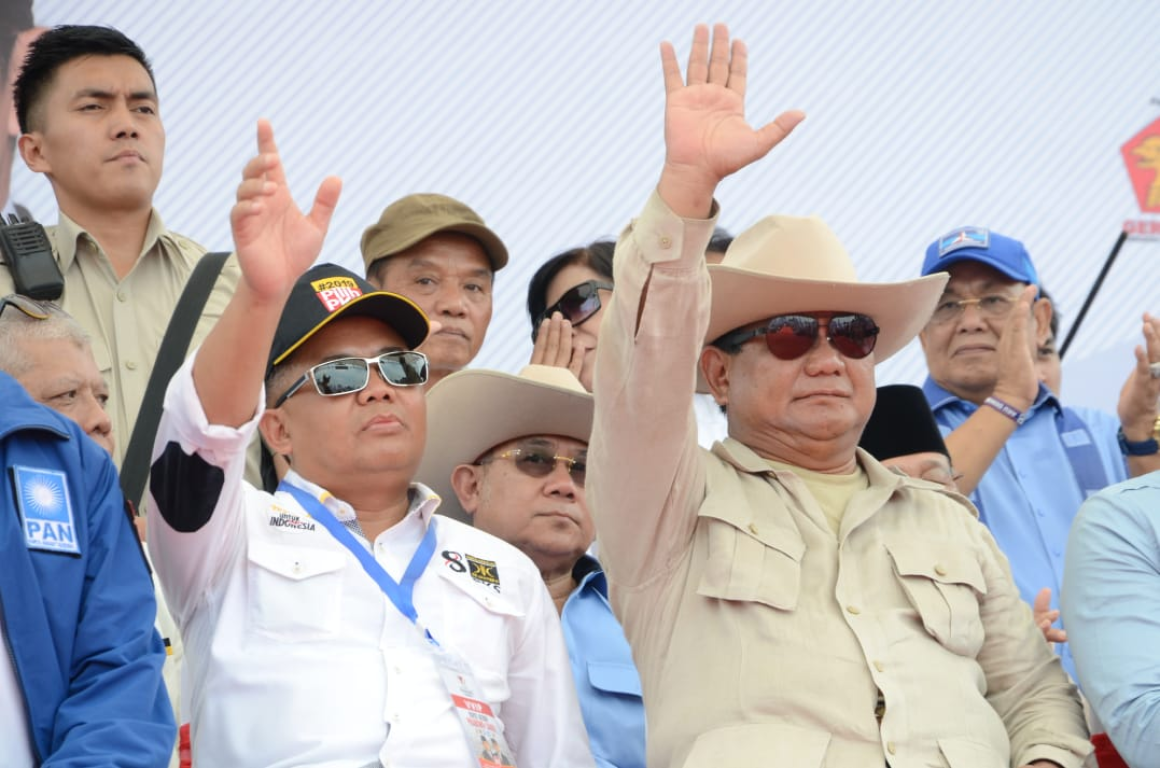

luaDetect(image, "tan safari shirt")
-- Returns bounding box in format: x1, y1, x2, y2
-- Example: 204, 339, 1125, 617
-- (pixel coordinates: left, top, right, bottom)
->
0, 210, 239, 467
589, 192, 1091, 768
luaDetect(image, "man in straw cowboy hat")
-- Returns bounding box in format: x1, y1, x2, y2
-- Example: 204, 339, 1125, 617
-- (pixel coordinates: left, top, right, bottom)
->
588, 23, 1090, 768
146, 121, 592, 768
419, 364, 646, 768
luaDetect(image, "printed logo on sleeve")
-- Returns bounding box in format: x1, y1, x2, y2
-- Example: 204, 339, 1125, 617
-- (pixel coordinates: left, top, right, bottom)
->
12, 466, 80, 555
311, 276, 363, 313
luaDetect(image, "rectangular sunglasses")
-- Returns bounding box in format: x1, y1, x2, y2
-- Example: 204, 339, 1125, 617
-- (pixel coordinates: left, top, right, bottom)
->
715, 313, 880, 360
275, 350, 428, 407
477, 446, 587, 486
532, 280, 614, 341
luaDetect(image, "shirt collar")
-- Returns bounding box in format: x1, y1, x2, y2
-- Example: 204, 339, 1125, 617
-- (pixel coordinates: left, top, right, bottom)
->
571, 553, 607, 597
713, 437, 875, 483
923, 376, 1060, 417
53, 208, 169, 273
281, 469, 440, 527
712, 436, 779, 475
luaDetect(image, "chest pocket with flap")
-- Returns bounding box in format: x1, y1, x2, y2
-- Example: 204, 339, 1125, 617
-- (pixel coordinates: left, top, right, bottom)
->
886, 539, 987, 657
587, 661, 643, 698
695, 512, 805, 612
247, 540, 346, 641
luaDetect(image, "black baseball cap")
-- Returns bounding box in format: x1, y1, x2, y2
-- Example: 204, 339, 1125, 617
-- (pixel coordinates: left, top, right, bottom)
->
266, 263, 430, 375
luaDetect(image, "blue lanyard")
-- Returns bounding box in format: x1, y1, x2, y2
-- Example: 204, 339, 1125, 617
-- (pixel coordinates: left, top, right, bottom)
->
1056, 406, 1111, 499
278, 482, 439, 643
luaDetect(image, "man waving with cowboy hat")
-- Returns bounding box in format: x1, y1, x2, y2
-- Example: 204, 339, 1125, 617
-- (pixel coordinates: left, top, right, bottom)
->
588, 23, 1090, 768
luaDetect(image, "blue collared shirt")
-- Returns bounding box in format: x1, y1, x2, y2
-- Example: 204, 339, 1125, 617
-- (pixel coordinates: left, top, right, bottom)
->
923, 379, 1127, 681
561, 555, 646, 768
1062, 473, 1160, 765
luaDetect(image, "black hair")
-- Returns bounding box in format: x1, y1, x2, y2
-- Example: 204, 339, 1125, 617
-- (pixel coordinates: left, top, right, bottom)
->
707, 227, 733, 256
14, 25, 155, 134
1039, 285, 1060, 341
526, 240, 615, 331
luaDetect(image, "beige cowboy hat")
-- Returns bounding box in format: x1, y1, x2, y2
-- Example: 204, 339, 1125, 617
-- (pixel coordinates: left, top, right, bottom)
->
418, 364, 593, 523
701, 215, 948, 390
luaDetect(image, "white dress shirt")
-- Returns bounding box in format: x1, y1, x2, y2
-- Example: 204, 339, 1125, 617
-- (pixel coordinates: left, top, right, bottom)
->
0, 617, 36, 768
146, 354, 594, 768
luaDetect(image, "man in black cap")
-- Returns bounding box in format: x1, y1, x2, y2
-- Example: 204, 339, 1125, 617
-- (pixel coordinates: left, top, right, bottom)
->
146, 121, 591, 768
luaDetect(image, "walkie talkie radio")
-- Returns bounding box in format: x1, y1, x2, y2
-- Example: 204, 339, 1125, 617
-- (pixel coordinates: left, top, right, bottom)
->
0, 214, 63, 301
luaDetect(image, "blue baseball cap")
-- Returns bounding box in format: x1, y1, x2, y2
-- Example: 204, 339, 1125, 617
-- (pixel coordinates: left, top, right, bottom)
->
921, 226, 1039, 285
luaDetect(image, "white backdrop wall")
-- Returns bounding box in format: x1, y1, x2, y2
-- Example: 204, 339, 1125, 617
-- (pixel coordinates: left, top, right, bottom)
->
14, 0, 1160, 409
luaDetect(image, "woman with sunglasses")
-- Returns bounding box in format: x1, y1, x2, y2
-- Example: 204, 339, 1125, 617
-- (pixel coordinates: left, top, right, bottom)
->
526, 241, 615, 392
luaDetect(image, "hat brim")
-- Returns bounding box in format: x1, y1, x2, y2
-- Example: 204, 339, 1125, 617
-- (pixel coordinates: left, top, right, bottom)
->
271, 291, 430, 370
368, 221, 509, 272
697, 269, 948, 392
418, 369, 594, 523
924, 250, 1035, 285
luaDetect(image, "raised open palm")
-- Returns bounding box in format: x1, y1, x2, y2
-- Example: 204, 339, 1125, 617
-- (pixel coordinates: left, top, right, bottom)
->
661, 24, 804, 192
230, 119, 343, 301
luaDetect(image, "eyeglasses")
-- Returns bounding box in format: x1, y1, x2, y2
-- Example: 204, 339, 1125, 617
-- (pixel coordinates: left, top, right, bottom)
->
0, 294, 53, 321
533, 280, 614, 341
928, 294, 1018, 325
274, 351, 428, 407
477, 447, 587, 486
714, 313, 880, 360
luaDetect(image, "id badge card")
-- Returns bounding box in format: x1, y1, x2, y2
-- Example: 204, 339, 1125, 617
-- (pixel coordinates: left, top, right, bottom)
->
431, 646, 518, 768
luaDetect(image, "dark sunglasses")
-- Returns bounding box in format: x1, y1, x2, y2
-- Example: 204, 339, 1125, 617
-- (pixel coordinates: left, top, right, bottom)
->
532, 280, 614, 341
714, 313, 880, 360
0, 294, 53, 321
477, 447, 587, 487
275, 351, 428, 407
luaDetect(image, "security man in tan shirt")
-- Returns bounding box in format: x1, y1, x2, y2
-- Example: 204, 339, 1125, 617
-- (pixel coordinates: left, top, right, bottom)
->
589, 24, 1091, 768
3, 25, 238, 467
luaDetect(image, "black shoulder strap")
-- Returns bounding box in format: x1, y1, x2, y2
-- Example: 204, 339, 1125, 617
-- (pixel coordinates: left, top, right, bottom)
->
120, 251, 230, 509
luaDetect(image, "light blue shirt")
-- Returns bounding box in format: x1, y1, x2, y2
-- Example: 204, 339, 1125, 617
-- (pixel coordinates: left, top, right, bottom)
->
1062, 472, 1160, 765
923, 379, 1127, 682
561, 555, 646, 768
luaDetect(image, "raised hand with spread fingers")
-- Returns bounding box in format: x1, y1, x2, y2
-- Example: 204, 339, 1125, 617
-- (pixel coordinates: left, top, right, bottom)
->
194, 119, 342, 426
656, 23, 804, 219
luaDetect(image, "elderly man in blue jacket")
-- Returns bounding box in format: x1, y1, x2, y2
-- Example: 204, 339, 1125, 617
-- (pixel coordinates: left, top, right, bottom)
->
0, 296, 173, 767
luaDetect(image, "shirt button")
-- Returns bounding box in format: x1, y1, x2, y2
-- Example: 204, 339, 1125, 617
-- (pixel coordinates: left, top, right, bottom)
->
887, 742, 897, 755
116, 290, 127, 302
292, 561, 302, 575
873, 660, 885, 672
846, 605, 861, 615
126, 360, 138, 370
934, 564, 948, 576
659, 235, 673, 249
747, 522, 759, 535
